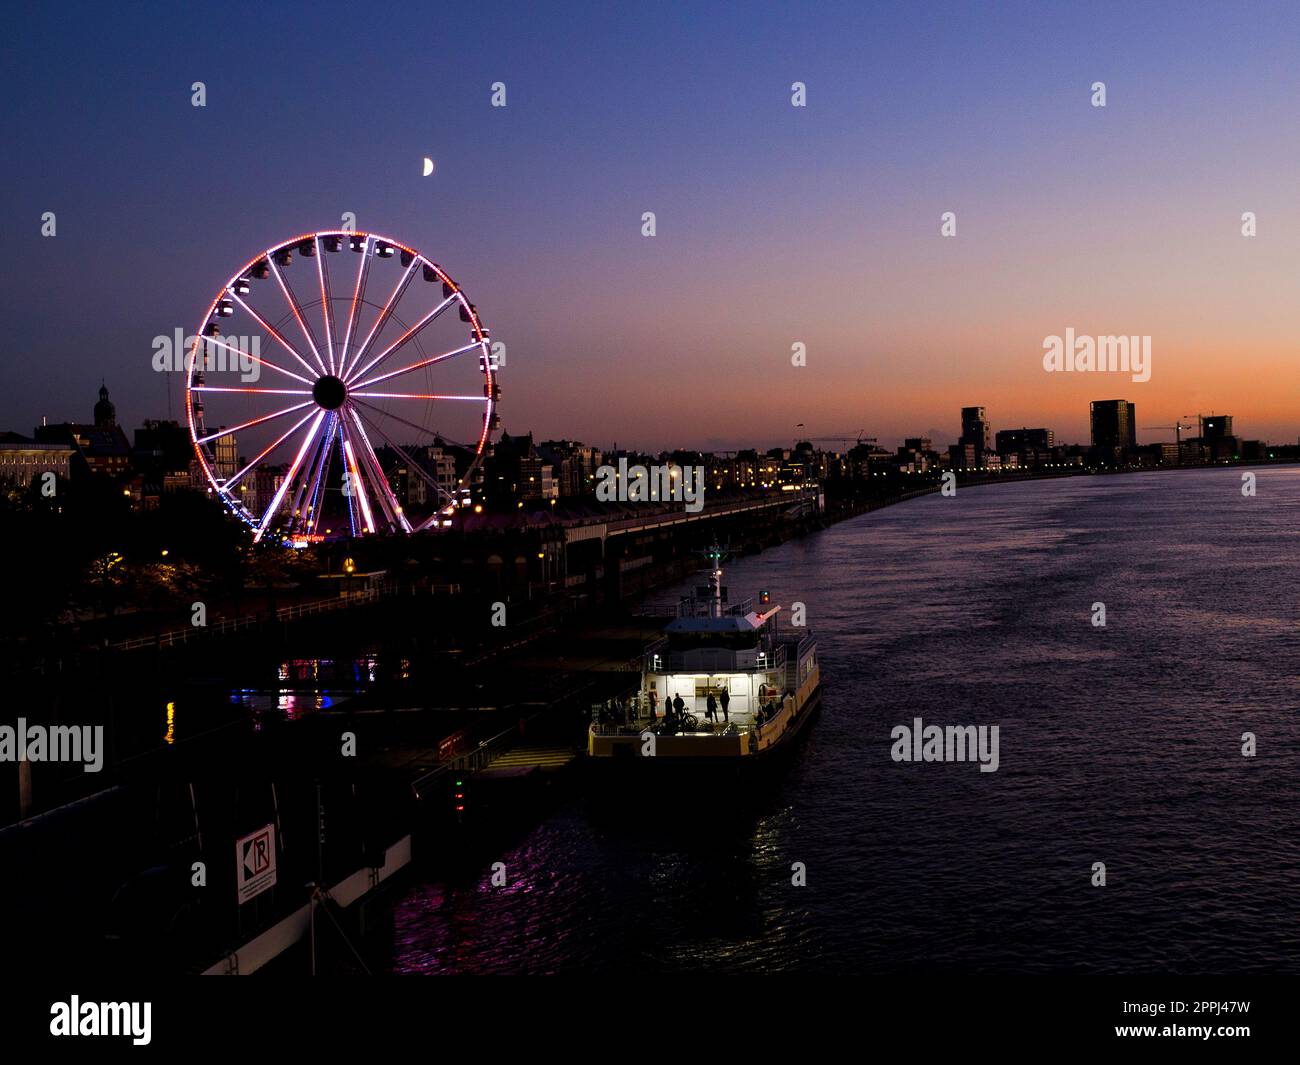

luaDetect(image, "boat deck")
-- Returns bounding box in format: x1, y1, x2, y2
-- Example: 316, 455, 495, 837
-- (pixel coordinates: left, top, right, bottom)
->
633, 707, 758, 731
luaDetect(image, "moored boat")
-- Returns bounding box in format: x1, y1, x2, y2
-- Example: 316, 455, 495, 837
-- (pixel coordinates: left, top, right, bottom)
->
587, 544, 821, 767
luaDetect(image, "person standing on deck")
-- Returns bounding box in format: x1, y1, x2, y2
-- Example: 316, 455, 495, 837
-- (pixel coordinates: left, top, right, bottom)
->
648, 688, 658, 721
719, 687, 730, 723
705, 691, 717, 725
673, 694, 684, 719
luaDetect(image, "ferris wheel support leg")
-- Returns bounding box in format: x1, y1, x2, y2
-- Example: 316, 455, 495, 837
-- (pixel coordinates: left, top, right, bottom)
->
339, 422, 376, 535
347, 407, 411, 533
253, 411, 327, 543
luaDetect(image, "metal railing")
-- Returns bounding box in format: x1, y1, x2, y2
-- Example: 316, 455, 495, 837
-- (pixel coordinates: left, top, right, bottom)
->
631, 595, 756, 619
644, 638, 786, 675
410, 722, 521, 800
111, 590, 379, 651
590, 717, 748, 738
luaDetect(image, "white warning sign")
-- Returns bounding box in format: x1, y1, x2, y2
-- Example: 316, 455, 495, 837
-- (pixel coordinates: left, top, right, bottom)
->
236, 823, 276, 904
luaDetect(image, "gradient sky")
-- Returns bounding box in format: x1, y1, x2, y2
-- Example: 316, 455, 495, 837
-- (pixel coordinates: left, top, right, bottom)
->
3, 0, 1299, 452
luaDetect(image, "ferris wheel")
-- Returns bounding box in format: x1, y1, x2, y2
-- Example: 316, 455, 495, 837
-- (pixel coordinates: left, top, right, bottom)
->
185, 230, 499, 544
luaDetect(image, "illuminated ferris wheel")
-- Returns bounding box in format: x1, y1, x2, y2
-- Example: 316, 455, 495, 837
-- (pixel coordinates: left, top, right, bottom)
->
185, 230, 499, 543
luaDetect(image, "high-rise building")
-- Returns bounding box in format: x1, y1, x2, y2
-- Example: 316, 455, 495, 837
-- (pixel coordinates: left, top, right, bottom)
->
1200, 414, 1236, 462
211, 432, 238, 481
1090, 400, 1137, 450
1202, 414, 1233, 440
960, 407, 990, 452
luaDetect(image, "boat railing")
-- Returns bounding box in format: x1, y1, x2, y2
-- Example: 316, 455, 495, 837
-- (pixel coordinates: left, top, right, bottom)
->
631, 596, 755, 619
590, 719, 743, 738
672, 596, 755, 619
591, 721, 663, 737
646, 640, 786, 675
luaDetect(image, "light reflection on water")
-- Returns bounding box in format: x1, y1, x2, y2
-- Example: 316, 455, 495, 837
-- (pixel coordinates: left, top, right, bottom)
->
387, 466, 1300, 975
161, 654, 396, 741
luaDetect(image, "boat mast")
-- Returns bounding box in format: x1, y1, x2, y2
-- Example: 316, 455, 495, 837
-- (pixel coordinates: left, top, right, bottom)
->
707, 540, 724, 619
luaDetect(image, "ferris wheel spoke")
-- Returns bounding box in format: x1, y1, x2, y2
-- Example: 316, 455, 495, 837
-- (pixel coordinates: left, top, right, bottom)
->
349, 339, 483, 391
338, 235, 373, 376
195, 399, 315, 446
345, 414, 395, 529
349, 391, 485, 402
345, 294, 458, 386
346, 407, 412, 532
349, 397, 462, 447
228, 290, 326, 379
295, 413, 335, 538
191, 386, 313, 396
351, 403, 456, 506
340, 260, 419, 382
267, 255, 329, 376
285, 414, 334, 537
222, 407, 320, 491
338, 420, 358, 536
309, 418, 338, 525
338, 419, 377, 534
253, 410, 327, 543
197, 337, 315, 387
314, 237, 338, 374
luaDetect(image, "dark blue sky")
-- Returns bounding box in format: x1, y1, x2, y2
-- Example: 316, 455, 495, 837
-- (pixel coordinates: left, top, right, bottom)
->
4, 1, 1299, 449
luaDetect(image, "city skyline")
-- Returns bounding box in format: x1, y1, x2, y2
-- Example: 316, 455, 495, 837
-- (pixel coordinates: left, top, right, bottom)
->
8, 377, 1283, 480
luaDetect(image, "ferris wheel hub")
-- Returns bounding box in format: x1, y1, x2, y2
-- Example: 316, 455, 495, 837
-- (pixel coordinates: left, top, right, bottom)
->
312, 374, 347, 411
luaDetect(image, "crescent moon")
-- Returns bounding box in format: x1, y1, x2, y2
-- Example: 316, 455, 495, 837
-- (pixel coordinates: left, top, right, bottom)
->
422, 157, 435, 177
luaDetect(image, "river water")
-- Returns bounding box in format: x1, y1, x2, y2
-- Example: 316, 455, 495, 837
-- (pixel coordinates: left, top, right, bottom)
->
386, 466, 1300, 974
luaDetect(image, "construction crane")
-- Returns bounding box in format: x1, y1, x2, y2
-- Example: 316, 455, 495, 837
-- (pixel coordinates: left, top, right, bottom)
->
1142, 421, 1194, 445
797, 430, 878, 449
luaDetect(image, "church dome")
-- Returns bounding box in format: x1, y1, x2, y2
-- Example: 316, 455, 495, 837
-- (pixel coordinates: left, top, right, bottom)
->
94, 383, 116, 426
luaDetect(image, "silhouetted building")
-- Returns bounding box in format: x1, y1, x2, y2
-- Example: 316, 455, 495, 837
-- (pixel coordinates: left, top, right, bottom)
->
1202, 415, 1233, 440
248, 464, 287, 515
995, 427, 1055, 453
538, 440, 603, 497
133, 419, 192, 478
486, 431, 555, 508
1200, 414, 1237, 459
1090, 400, 1137, 450
947, 442, 977, 469
93, 382, 116, 427
1196, 413, 1237, 462
382, 443, 457, 510
960, 406, 990, 452
34, 384, 133, 479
